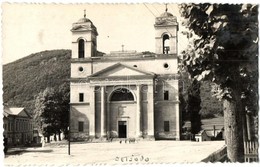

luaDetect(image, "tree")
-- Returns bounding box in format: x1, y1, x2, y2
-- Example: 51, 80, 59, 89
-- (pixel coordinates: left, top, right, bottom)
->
187, 79, 201, 136
179, 4, 258, 162
33, 83, 70, 142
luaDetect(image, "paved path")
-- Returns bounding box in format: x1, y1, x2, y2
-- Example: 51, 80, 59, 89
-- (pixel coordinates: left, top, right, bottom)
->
4, 140, 225, 165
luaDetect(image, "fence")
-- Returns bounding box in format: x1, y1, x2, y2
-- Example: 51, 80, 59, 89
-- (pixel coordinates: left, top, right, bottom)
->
244, 141, 259, 162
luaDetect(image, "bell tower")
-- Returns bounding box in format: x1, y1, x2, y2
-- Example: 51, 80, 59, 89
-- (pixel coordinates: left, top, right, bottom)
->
71, 10, 98, 59
70, 11, 98, 79
154, 5, 178, 55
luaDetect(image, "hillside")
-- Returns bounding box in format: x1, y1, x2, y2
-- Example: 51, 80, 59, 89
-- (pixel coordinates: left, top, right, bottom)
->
3, 50, 71, 111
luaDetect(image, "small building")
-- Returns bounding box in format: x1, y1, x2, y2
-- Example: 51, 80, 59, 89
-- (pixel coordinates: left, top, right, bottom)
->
195, 130, 211, 142
3, 106, 34, 146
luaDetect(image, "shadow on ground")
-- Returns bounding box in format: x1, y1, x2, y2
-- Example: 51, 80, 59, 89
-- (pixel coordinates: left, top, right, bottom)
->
5, 149, 53, 157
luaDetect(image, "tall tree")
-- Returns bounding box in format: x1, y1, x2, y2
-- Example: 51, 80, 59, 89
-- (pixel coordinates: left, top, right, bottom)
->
179, 4, 258, 162
33, 83, 70, 142
187, 79, 201, 135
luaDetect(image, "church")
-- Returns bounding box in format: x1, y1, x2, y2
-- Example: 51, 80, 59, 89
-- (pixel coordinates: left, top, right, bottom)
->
69, 7, 180, 141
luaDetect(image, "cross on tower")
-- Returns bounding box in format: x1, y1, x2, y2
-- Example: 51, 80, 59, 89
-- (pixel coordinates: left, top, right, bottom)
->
165, 3, 168, 12
84, 9, 86, 18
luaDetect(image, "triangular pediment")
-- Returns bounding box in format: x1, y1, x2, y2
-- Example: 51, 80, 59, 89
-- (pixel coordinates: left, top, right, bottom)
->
89, 63, 154, 78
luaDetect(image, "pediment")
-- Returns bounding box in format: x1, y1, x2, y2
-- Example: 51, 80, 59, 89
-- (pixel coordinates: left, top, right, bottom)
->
89, 63, 155, 78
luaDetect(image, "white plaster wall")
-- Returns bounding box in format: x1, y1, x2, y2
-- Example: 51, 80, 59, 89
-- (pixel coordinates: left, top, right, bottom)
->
70, 83, 90, 103
71, 63, 92, 78
92, 58, 178, 75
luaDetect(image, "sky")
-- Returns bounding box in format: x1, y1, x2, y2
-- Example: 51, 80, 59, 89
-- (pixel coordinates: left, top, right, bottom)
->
2, 3, 189, 64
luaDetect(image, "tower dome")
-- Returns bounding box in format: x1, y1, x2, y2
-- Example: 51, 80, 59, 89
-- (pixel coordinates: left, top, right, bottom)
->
160, 11, 174, 17
71, 10, 98, 36
77, 17, 92, 23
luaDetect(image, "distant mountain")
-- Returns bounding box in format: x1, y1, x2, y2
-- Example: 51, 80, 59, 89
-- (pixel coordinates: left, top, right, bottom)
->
3, 49, 71, 112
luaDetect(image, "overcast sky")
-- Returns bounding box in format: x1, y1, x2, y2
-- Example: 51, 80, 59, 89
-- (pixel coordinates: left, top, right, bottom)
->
2, 3, 189, 64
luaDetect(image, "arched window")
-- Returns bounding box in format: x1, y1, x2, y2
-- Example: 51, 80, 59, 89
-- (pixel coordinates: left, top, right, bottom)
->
110, 88, 134, 101
163, 34, 170, 54
78, 39, 85, 58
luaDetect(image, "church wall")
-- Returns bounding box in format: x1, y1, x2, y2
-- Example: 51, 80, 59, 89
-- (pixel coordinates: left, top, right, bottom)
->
109, 102, 137, 138
70, 83, 90, 103
92, 58, 178, 75
70, 105, 91, 141
154, 78, 179, 139
71, 63, 92, 78
154, 103, 177, 139
155, 79, 178, 101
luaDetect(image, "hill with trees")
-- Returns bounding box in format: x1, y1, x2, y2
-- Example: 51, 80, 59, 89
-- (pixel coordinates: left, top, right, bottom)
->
3, 49, 71, 112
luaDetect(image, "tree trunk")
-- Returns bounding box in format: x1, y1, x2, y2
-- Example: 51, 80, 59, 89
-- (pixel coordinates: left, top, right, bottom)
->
242, 109, 248, 142
54, 134, 57, 141
246, 113, 252, 141
58, 132, 61, 141
47, 136, 50, 143
224, 97, 244, 162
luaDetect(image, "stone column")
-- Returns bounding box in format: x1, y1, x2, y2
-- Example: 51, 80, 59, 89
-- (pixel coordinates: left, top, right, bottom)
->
136, 85, 141, 137
101, 86, 106, 137
147, 83, 154, 137
89, 86, 95, 137
106, 101, 110, 137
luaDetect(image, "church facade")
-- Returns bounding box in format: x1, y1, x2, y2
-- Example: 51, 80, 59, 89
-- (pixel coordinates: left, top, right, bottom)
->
70, 9, 180, 140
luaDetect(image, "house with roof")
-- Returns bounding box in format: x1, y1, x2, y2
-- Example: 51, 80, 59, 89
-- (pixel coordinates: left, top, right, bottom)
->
195, 130, 212, 142
3, 106, 34, 146
69, 7, 181, 140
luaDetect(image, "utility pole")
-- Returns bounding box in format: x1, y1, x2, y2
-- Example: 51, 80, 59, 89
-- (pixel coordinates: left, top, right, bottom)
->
68, 105, 71, 155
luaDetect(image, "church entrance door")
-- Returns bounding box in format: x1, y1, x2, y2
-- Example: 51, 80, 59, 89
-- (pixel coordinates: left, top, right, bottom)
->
118, 121, 127, 138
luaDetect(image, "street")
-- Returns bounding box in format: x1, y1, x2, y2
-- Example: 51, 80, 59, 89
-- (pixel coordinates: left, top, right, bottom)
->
4, 140, 225, 165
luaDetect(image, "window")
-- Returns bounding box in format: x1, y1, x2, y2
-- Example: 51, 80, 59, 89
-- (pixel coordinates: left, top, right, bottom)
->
79, 93, 84, 102
164, 90, 169, 100
110, 88, 134, 101
78, 66, 84, 72
78, 39, 85, 58
163, 34, 170, 54
78, 121, 84, 132
163, 63, 169, 69
164, 121, 170, 132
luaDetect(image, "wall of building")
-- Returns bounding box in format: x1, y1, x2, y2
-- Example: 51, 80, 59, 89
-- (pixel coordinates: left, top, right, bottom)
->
3, 115, 34, 146
70, 105, 91, 140
92, 58, 177, 75
154, 78, 179, 139
110, 102, 137, 138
